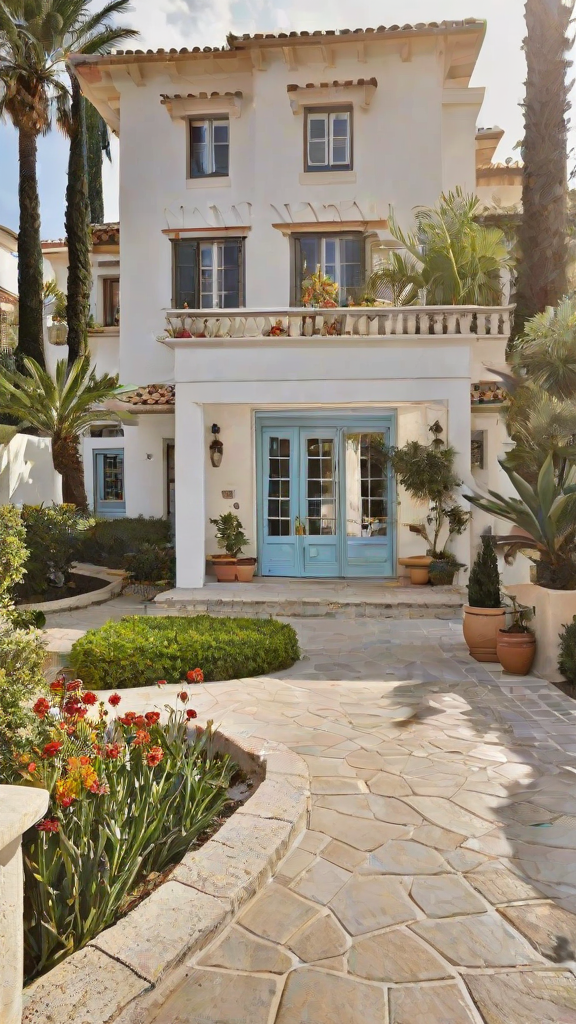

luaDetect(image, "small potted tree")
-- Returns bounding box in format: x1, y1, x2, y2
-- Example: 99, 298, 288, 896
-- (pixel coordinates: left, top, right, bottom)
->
497, 597, 536, 675
209, 513, 256, 582
463, 536, 506, 662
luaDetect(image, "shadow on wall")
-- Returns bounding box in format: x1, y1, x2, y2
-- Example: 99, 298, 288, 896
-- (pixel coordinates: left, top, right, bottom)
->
0, 433, 61, 505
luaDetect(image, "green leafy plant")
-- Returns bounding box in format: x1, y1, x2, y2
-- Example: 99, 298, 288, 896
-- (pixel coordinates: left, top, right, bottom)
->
210, 512, 249, 558
16, 504, 89, 600
17, 678, 233, 980
466, 454, 576, 590
301, 265, 339, 307
502, 596, 534, 635
428, 552, 465, 586
75, 516, 172, 568
0, 618, 46, 777
69, 615, 300, 689
124, 543, 175, 584
467, 536, 502, 609
388, 425, 469, 557
0, 504, 28, 605
367, 188, 512, 306
559, 615, 576, 685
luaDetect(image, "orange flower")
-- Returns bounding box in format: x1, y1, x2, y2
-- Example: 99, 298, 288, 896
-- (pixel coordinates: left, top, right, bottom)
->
55, 777, 79, 805
132, 729, 151, 747
27, 762, 37, 773
186, 668, 204, 684
146, 746, 164, 767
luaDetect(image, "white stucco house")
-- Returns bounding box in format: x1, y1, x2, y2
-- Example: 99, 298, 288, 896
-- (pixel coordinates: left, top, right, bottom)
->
9, 20, 522, 588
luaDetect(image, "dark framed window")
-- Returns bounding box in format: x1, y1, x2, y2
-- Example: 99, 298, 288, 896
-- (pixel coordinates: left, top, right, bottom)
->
173, 238, 244, 309
189, 117, 229, 178
294, 234, 364, 305
305, 108, 352, 171
103, 277, 119, 326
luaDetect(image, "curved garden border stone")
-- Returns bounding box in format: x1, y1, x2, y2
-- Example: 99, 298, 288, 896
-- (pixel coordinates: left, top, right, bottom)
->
19, 564, 124, 615
22, 730, 309, 1024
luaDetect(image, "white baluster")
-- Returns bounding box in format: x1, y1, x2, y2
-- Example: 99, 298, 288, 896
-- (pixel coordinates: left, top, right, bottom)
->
489, 312, 500, 335
343, 315, 354, 335
446, 312, 458, 334
459, 313, 472, 335
476, 314, 486, 336
406, 312, 417, 334
288, 316, 302, 337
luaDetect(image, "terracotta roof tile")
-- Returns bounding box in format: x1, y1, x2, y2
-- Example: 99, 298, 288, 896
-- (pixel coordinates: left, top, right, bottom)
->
287, 78, 377, 92
121, 384, 175, 407
160, 90, 242, 102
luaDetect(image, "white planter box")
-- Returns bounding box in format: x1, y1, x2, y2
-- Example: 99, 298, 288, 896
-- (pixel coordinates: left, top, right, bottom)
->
506, 583, 576, 682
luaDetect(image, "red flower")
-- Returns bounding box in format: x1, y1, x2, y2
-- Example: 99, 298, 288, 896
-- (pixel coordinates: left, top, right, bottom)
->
178, 690, 189, 704
132, 729, 151, 747
42, 741, 63, 758
186, 709, 198, 720
36, 819, 59, 833
145, 711, 160, 725
27, 762, 37, 773
33, 698, 51, 719
79, 756, 91, 766
59, 796, 75, 808
63, 699, 87, 719
186, 668, 204, 684
108, 693, 121, 707
105, 743, 121, 760
133, 715, 146, 729
146, 746, 164, 767
118, 711, 136, 726
50, 678, 64, 692
88, 779, 109, 795
66, 679, 82, 692
81, 692, 98, 706
156, 679, 167, 687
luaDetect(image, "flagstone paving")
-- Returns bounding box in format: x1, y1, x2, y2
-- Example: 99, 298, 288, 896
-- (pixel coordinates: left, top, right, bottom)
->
41, 604, 576, 1022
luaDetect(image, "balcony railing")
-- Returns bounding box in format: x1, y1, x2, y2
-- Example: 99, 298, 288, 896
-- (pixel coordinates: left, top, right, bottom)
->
164, 305, 513, 342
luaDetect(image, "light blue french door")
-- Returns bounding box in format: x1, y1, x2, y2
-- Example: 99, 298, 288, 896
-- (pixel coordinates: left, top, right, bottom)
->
258, 415, 395, 577
94, 449, 126, 517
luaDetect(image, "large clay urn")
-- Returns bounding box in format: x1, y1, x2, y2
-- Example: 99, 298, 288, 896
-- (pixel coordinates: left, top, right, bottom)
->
463, 606, 506, 662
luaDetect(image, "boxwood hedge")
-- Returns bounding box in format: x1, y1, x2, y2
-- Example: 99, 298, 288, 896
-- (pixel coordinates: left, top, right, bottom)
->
69, 615, 300, 689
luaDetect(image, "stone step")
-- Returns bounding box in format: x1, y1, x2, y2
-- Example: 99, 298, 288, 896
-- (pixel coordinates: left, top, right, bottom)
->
151, 586, 465, 620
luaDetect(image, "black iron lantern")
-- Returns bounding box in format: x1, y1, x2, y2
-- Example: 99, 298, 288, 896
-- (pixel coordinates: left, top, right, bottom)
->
209, 423, 223, 467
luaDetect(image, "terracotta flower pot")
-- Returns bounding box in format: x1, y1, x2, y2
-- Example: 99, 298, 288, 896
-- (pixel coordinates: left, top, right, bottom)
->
463, 606, 506, 662
211, 556, 237, 582
398, 555, 433, 586
497, 630, 536, 676
236, 558, 257, 582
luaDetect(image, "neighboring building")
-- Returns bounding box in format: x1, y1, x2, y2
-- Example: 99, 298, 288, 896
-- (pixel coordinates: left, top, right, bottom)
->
34, 22, 517, 587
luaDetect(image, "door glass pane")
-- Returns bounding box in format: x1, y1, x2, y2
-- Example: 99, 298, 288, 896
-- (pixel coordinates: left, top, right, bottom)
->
339, 238, 362, 303
345, 433, 387, 537
101, 455, 124, 501
306, 438, 335, 535
268, 437, 291, 536
212, 120, 229, 174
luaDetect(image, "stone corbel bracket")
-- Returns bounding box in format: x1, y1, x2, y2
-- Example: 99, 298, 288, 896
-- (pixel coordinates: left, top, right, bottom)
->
161, 91, 243, 119
287, 78, 377, 114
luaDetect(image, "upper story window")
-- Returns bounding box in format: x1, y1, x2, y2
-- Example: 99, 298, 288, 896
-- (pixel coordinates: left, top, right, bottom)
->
295, 234, 363, 305
305, 108, 352, 172
189, 117, 229, 178
173, 238, 244, 308
102, 277, 119, 326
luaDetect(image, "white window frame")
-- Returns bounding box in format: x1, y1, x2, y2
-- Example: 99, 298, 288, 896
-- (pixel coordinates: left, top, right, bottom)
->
189, 117, 229, 177
199, 240, 240, 309
306, 110, 351, 170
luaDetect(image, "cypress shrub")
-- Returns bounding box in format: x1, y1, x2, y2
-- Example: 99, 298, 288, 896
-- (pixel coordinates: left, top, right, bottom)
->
467, 536, 502, 608
558, 616, 576, 685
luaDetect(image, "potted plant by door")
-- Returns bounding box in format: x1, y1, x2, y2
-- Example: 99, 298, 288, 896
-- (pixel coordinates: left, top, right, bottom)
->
390, 424, 469, 586
209, 513, 257, 582
463, 536, 506, 662
497, 598, 536, 675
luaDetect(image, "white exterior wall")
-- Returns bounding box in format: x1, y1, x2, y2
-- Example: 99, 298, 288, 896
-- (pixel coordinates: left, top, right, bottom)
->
0, 435, 61, 506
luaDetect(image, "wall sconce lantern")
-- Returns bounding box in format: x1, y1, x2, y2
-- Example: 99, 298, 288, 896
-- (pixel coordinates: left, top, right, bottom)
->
209, 423, 223, 468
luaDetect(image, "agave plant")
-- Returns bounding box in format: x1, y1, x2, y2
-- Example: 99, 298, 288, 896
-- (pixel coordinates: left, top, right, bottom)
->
367, 188, 513, 306
466, 454, 576, 589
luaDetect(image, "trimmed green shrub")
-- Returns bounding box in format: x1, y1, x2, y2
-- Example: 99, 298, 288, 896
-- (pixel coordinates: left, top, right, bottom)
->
124, 543, 175, 584
559, 616, 576, 685
17, 504, 87, 600
0, 504, 28, 604
75, 516, 172, 569
69, 615, 300, 688
467, 536, 502, 608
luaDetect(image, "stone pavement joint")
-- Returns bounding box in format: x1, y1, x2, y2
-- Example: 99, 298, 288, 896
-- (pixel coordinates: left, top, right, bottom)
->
39, 602, 576, 1023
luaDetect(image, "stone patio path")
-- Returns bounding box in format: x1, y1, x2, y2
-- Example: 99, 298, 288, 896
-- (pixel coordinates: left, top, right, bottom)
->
43, 604, 576, 1023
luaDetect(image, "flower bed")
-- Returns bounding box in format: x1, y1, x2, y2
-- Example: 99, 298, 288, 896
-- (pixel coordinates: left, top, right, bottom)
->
18, 674, 235, 982
69, 615, 300, 689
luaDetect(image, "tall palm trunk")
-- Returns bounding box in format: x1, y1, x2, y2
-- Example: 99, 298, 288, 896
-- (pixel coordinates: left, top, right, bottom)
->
65, 75, 92, 366
516, 0, 573, 326
17, 127, 45, 367
52, 433, 88, 509
84, 99, 105, 224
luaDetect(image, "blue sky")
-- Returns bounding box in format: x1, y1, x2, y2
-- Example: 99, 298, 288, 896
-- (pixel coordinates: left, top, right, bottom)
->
0, 0, 556, 238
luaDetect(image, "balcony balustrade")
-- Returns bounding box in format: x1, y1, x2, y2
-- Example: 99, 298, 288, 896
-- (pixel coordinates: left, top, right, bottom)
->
164, 305, 513, 342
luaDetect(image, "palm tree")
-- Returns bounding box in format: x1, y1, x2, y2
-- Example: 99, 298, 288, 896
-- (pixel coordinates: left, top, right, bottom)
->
515, 0, 575, 324
368, 189, 512, 306
0, 2, 70, 367
0, 356, 120, 507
